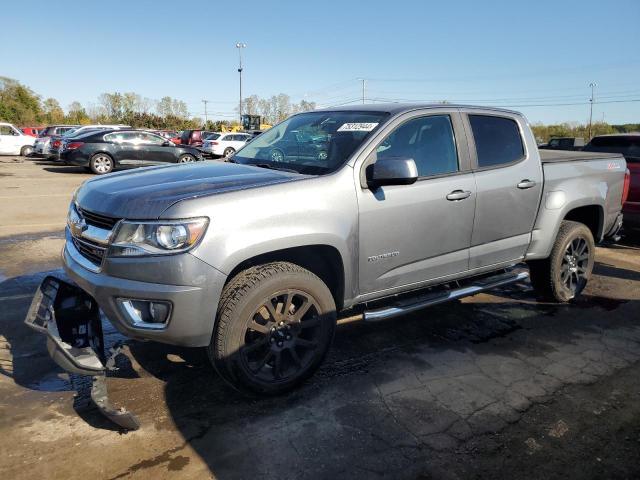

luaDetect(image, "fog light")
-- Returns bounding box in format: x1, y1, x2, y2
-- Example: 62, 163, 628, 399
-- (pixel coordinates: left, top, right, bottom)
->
119, 299, 171, 329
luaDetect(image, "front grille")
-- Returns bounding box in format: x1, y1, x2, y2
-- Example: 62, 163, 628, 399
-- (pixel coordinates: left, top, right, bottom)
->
79, 208, 120, 229
72, 236, 106, 266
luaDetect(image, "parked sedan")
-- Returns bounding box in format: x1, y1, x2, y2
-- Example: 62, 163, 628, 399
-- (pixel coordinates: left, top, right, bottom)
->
60, 129, 203, 174
201, 132, 252, 157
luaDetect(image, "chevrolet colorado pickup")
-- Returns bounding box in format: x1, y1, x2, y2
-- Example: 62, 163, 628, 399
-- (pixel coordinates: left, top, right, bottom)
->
26, 104, 629, 429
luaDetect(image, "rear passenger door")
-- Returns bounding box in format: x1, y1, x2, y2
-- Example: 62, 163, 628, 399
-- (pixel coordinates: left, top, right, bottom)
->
462, 111, 543, 269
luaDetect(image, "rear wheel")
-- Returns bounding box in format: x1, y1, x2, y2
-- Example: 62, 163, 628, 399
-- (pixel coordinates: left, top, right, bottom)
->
209, 262, 336, 395
178, 154, 196, 163
20, 145, 34, 157
89, 153, 113, 175
223, 147, 235, 158
528, 220, 595, 302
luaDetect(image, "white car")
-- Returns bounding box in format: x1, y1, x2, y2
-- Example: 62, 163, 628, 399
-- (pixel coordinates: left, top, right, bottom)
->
201, 132, 252, 157
0, 123, 36, 156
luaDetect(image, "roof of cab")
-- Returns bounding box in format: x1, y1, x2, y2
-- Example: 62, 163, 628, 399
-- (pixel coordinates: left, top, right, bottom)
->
316, 102, 522, 116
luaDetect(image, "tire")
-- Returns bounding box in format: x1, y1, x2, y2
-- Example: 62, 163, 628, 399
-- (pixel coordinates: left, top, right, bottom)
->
178, 154, 196, 163
209, 262, 337, 395
528, 220, 595, 302
21, 145, 34, 157
89, 153, 114, 175
223, 147, 235, 158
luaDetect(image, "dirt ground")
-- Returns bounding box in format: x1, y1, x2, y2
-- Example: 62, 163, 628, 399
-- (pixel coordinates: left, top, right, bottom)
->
1, 157, 639, 479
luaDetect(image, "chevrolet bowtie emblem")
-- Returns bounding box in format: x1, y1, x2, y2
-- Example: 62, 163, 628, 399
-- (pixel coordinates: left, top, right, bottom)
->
70, 216, 88, 237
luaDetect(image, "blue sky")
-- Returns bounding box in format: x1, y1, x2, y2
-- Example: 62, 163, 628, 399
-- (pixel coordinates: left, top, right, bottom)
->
2, 0, 639, 124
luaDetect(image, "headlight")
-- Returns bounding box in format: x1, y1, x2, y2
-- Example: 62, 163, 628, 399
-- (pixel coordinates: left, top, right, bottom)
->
108, 218, 209, 257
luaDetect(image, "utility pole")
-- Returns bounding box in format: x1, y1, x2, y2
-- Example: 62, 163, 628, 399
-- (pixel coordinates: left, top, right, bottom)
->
588, 82, 597, 139
236, 42, 246, 124
360, 78, 366, 104
202, 99, 209, 127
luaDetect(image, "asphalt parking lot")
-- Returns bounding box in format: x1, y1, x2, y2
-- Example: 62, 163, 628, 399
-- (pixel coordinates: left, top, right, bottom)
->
1, 156, 639, 480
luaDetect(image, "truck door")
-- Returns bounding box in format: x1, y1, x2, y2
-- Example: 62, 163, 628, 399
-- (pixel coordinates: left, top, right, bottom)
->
461, 111, 543, 269
357, 111, 476, 296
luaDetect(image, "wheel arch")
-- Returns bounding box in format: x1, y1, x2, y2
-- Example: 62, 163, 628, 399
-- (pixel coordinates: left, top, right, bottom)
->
225, 245, 346, 311
526, 198, 605, 261
562, 204, 604, 241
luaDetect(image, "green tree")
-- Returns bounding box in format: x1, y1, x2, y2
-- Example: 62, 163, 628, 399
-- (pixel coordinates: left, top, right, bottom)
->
43, 98, 65, 124
0, 76, 42, 125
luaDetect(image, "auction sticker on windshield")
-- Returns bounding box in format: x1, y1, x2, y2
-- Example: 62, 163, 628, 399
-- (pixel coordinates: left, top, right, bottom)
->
337, 122, 379, 132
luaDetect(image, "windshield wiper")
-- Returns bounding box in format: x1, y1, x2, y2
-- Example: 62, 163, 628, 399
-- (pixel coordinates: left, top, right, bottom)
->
251, 163, 300, 174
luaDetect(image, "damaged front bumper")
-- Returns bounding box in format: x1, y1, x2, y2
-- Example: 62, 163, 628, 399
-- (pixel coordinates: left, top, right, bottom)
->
24, 276, 140, 431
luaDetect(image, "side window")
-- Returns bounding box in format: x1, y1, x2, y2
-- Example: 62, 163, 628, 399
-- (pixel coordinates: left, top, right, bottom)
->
469, 115, 524, 168
139, 133, 164, 145
376, 115, 459, 177
0, 125, 19, 136
105, 132, 136, 143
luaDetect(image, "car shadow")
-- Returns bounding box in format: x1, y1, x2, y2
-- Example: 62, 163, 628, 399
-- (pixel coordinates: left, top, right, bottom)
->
42, 166, 88, 174
3, 259, 640, 477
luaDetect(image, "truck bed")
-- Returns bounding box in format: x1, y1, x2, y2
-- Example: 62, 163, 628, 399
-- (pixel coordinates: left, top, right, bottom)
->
539, 149, 622, 163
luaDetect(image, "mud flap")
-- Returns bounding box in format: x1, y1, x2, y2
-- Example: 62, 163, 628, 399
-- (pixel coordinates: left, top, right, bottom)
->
24, 276, 140, 431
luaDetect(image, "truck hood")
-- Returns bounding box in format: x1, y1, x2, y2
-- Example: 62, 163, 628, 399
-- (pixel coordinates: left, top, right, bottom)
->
75, 162, 303, 219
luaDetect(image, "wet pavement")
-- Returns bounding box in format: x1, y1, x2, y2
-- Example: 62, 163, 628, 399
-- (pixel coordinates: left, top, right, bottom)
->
1, 159, 639, 479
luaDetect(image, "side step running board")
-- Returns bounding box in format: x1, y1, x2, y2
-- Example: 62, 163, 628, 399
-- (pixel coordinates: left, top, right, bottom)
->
363, 270, 529, 322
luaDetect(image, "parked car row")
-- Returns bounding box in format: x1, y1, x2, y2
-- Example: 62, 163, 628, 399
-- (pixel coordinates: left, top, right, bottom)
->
57, 128, 204, 174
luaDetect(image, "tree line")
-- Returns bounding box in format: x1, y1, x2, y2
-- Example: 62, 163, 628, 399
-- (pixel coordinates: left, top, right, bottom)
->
0, 76, 637, 137
530, 121, 640, 142
0, 77, 316, 130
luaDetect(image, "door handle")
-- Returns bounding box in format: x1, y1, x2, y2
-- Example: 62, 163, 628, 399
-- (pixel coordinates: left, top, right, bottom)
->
517, 179, 536, 189
446, 190, 472, 201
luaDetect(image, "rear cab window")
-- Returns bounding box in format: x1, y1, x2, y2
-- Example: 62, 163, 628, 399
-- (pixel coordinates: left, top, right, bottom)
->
468, 114, 525, 168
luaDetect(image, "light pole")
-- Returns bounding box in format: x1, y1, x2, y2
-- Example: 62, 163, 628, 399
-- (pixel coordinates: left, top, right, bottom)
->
588, 82, 597, 139
202, 99, 209, 127
236, 42, 246, 124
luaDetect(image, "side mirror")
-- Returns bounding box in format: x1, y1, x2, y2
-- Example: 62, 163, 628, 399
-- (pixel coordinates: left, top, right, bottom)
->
366, 157, 418, 189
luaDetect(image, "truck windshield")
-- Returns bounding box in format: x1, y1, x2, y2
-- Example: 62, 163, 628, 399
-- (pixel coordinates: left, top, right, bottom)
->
232, 111, 389, 175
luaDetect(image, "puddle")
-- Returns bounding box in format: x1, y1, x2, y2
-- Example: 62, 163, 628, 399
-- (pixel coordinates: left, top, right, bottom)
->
27, 372, 72, 392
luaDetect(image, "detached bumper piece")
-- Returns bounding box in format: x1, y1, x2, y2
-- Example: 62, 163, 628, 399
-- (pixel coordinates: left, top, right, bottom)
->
24, 276, 140, 431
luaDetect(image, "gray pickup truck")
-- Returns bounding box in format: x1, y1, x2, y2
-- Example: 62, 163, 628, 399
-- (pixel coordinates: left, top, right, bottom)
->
26, 104, 627, 429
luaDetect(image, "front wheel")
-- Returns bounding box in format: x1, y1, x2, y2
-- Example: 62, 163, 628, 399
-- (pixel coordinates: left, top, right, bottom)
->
178, 154, 196, 163
209, 262, 336, 395
528, 220, 595, 302
89, 153, 114, 175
